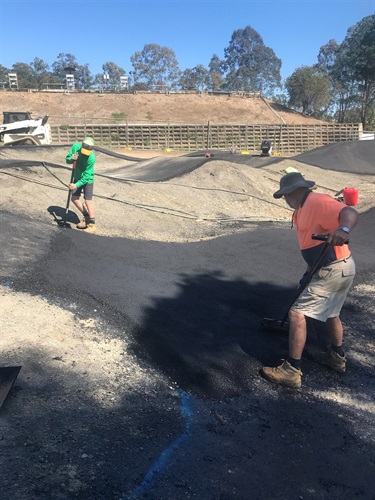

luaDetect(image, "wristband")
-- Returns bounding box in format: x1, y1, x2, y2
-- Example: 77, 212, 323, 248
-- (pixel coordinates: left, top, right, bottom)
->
339, 226, 350, 234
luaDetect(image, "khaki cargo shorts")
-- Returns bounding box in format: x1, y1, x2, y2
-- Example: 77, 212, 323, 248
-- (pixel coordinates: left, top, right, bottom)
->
291, 256, 355, 322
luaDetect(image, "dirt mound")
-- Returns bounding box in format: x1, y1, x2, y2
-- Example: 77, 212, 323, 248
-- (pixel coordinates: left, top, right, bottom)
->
0, 91, 325, 126
0, 145, 373, 242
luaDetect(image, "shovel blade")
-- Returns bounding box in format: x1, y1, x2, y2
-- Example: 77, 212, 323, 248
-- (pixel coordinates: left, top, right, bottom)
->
261, 318, 290, 334
52, 211, 72, 228
0, 366, 21, 408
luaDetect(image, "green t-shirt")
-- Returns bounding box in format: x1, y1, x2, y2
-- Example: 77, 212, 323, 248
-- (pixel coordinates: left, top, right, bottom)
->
66, 143, 96, 188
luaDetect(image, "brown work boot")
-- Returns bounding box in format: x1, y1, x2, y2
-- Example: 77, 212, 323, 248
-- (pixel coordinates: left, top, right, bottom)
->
261, 360, 302, 388
76, 215, 90, 229
312, 349, 346, 373
83, 223, 97, 234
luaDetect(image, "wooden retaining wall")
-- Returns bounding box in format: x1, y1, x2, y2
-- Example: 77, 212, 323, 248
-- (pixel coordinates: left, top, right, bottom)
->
51, 122, 361, 154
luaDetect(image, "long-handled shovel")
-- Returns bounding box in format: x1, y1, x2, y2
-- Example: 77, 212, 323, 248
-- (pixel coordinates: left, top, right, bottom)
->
261, 234, 347, 334
57, 160, 76, 228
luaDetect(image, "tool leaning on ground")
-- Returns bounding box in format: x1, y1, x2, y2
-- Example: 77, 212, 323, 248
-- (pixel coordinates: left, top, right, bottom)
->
261, 233, 349, 334
62, 159, 77, 227
54, 160, 76, 228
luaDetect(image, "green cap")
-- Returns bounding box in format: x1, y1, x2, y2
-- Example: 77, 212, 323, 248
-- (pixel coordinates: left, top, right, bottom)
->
82, 137, 95, 147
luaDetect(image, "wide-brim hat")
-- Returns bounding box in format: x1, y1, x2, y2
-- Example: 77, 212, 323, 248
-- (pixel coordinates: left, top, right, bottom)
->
273, 172, 315, 198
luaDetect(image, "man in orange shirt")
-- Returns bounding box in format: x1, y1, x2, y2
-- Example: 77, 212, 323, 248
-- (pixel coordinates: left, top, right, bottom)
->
261, 172, 358, 388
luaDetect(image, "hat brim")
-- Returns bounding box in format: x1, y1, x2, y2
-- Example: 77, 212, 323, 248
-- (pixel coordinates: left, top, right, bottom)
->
273, 180, 315, 198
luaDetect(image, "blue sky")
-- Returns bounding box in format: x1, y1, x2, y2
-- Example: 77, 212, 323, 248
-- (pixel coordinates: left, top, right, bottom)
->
0, 0, 374, 84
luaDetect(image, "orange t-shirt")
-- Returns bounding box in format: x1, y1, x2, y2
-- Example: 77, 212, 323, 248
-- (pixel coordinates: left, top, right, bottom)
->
293, 191, 351, 267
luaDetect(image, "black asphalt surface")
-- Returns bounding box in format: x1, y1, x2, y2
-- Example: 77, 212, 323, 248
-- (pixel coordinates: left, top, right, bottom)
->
295, 139, 375, 175
1, 209, 374, 398
1, 140, 375, 499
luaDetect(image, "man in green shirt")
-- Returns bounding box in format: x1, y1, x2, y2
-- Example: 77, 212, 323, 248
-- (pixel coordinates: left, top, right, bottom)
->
66, 137, 97, 234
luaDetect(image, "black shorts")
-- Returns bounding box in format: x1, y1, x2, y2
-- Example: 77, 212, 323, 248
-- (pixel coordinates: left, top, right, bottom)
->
72, 182, 94, 201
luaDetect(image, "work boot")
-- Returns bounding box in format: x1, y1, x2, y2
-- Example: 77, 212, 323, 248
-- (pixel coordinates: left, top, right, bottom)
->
261, 360, 302, 388
76, 215, 90, 229
83, 223, 97, 235
312, 349, 346, 373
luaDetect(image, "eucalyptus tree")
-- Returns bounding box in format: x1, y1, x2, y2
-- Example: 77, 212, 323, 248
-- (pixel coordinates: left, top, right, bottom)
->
334, 14, 375, 128
30, 57, 52, 90
0, 65, 10, 87
130, 44, 181, 89
11, 62, 37, 89
316, 15, 375, 127
52, 53, 93, 89
208, 54, 225, 91
316, 40, 346, 120
222, 25, 281, 95
178, 64, 209, 91
101, 62, 126, 87
285, 66, 331, 115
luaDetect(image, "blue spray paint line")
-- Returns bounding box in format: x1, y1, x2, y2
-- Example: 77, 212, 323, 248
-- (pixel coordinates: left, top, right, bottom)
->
1, 280, 13, 288
125, 389, 194, 500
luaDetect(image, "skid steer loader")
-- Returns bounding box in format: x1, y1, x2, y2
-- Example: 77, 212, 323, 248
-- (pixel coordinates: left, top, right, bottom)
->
0, 111, 52, 145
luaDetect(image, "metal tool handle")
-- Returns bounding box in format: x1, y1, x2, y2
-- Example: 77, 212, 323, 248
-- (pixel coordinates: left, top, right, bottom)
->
64, 160, 76, 219
312, 233, 349, 244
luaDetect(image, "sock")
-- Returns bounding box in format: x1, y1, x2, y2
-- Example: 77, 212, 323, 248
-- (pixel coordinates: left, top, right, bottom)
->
89, 218, 95, 224
287, 356, 302, 370
331, 344, 345, 357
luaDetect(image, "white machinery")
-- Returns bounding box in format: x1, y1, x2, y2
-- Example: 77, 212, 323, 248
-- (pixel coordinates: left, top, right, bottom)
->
0, 111, 52, 145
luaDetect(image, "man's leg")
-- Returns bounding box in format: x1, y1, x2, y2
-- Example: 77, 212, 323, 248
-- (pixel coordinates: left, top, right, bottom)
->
84, 199, 95, 220
288, 309, 307, 362
313, 316, 346, 372
72, 196, 86, 215
260, 309, 305, 388
326, 316, 343, 347
82, 190, 96, 234
72, 196, 90, 229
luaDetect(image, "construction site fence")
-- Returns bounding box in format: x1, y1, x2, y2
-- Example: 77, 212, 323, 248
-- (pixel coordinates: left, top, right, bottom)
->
51, 122, 362, 154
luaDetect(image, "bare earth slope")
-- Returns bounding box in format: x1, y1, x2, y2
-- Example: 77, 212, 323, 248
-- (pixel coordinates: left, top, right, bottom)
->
0, 91, 325, 125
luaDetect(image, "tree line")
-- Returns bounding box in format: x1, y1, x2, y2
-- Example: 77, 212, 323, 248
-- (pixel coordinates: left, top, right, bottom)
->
1, 15, 374, 128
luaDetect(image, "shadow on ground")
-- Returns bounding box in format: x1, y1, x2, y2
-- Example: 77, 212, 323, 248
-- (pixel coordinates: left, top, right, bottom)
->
47, 206, 80, 226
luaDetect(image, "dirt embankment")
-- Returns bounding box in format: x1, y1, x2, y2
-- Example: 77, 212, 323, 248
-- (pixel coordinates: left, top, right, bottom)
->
0, 91, 325, 126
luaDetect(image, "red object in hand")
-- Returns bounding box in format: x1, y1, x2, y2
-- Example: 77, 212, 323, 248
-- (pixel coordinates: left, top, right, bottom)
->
343, 187, 358, 206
